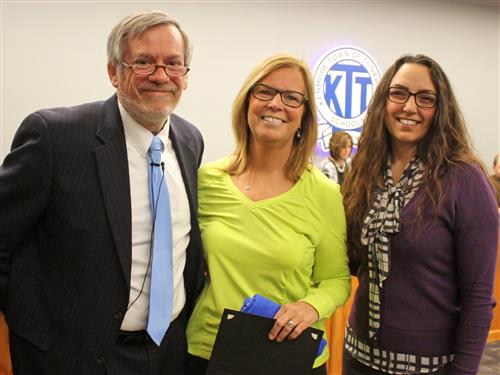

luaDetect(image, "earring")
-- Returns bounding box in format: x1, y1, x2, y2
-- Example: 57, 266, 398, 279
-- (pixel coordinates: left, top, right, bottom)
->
296, 128, 302, 139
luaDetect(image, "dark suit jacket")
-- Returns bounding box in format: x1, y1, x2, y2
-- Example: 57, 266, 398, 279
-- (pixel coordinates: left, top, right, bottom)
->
0, 95, 206, 374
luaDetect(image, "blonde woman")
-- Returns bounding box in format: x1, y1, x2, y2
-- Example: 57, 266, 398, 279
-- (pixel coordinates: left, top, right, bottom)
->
186, 54, 351, 374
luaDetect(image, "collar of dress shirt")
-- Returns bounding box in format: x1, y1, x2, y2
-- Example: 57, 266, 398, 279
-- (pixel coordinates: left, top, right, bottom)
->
117, 100, 171, 159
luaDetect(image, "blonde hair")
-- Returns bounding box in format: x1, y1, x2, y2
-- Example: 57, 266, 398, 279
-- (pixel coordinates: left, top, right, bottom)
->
225, 53, 318, 181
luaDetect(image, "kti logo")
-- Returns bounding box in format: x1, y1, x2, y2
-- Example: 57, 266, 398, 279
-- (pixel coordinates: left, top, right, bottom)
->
313, 46, 381, 155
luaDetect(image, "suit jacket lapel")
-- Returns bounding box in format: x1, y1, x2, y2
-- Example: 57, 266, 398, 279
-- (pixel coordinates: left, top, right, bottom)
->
94, 95, 132, 285
169, 116, 198, 215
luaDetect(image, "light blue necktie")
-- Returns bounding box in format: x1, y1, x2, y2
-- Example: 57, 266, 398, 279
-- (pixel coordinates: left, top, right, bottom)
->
146, 135, 173, 346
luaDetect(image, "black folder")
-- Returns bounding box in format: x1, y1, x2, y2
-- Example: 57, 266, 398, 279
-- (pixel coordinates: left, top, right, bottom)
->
206, 309, 323, 375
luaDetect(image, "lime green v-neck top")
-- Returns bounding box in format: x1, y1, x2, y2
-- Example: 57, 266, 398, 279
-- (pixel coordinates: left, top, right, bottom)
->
187, 159, 351, 367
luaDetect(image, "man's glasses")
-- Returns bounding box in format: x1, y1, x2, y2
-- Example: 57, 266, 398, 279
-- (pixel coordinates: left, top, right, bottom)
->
121, 61, 190, 77
387, 86, 438, 108
251, 83, 307, 108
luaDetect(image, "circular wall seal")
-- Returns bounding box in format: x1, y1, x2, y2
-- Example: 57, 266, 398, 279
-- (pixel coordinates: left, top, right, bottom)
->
313, 46, 381, 156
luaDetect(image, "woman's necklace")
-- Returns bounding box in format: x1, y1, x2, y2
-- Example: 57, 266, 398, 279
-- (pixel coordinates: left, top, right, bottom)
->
240, 170, 257, 192
333, 158, 346, 173
236, 169, 293, 200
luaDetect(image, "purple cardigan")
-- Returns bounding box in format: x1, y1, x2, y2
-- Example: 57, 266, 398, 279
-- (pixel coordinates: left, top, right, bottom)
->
348, 163, 499, 375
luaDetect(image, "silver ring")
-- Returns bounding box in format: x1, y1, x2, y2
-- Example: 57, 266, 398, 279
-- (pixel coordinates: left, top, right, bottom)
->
287, 320, 297, 329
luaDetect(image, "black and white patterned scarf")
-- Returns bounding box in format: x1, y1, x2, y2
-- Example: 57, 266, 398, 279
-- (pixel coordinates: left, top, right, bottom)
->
361, 156, 425, 340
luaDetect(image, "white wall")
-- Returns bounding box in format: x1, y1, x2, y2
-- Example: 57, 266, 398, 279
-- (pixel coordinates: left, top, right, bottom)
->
1, 0, 498, 165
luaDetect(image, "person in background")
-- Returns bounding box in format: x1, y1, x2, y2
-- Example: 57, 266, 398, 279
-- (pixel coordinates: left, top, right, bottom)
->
342, 54, 498, 375
186, 53, 351, 374
320, 131, 353, 185
0, 10, 205, 375
489, 154, 500, 207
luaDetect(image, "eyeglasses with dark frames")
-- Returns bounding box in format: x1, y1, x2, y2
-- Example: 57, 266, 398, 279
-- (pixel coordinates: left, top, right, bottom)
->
387, 86, 438, 108
251, 83, 307, 108
121, 61, 190, 77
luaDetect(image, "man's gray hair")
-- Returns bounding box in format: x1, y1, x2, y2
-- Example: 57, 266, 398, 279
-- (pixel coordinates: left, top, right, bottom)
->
107, 10, 193, 66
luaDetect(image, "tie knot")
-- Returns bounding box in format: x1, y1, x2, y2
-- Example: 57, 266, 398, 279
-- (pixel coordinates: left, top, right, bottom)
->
149, 135, 164, 153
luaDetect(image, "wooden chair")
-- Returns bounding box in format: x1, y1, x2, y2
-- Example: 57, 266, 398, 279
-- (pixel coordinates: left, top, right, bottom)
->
0, 313, 12, 375
324, 277, 358, 375
487, 225, 500, 342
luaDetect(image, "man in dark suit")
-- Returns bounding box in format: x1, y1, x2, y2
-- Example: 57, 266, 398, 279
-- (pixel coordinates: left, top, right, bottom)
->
0, 10, 206, 375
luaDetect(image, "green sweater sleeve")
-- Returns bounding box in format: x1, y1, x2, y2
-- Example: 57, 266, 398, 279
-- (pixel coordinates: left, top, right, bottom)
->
300, 174, 351, 319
